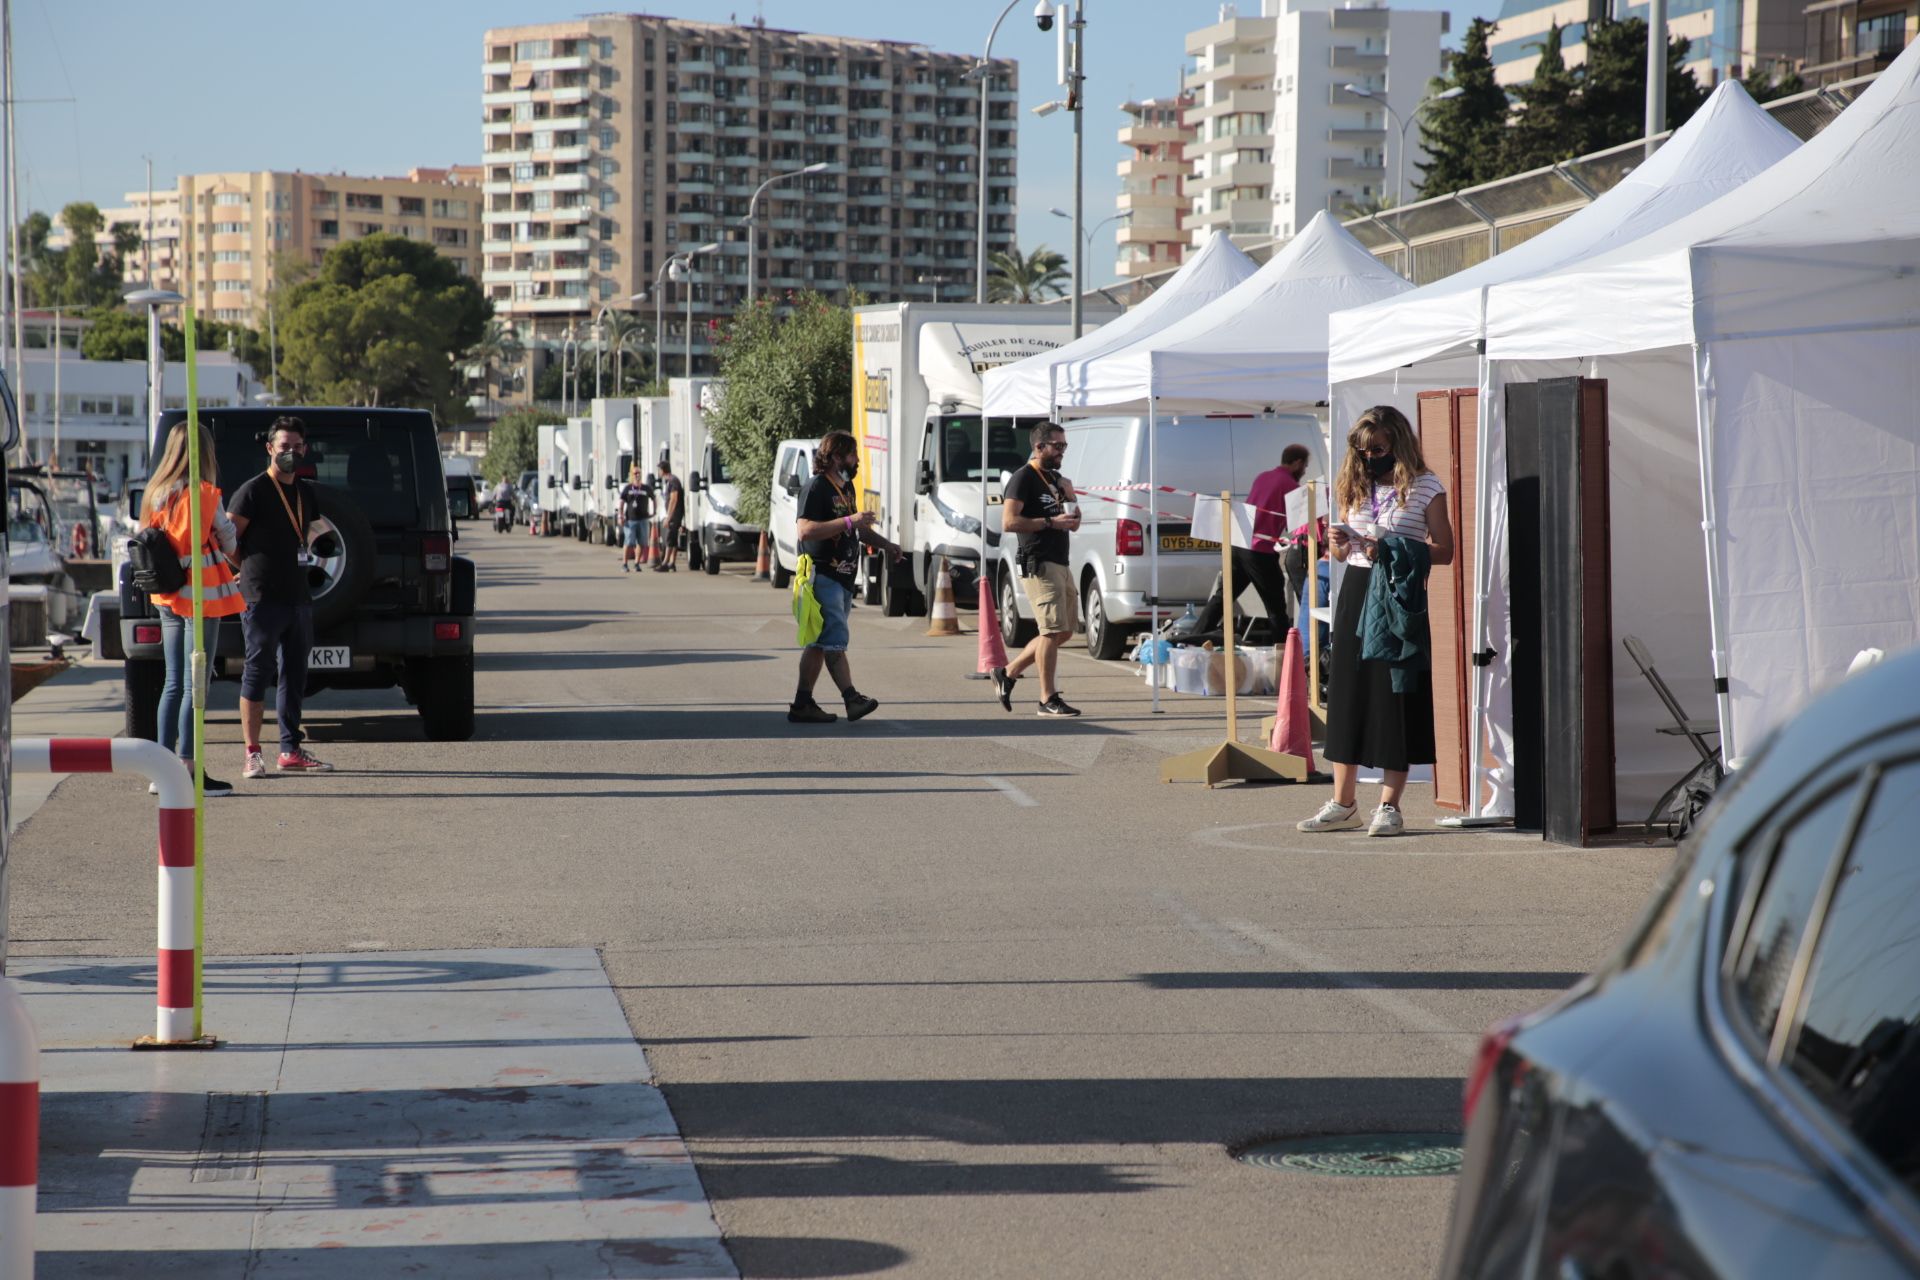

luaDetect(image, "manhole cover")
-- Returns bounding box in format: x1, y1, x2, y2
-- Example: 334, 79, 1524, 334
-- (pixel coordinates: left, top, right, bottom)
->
1236, 1132, 1463, 1177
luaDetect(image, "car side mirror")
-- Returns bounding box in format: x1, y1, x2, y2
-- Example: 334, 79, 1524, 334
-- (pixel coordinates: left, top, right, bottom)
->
605, 475, 617, 490
915, 459, 934, 495
688, 471, 704, 492
571, 476, 585, 490
783, 475, 800, 496
546, 476, 557, 489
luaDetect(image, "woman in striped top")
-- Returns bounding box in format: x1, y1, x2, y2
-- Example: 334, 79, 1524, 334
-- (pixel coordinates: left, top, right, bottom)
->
1298, 405, 1454, 838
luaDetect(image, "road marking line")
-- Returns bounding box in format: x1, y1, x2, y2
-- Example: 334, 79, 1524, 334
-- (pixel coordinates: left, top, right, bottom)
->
983, 776, 1039, 807
1152, 893, 1476, 1045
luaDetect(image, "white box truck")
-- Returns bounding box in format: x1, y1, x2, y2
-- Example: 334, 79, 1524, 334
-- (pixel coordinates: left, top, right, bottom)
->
637, 397, 670, 475
564, 417, 593, 540
850, 302, 1112, 616
584, 399, 639, 545
536, 422, 569, 536
668, 377, 760, 574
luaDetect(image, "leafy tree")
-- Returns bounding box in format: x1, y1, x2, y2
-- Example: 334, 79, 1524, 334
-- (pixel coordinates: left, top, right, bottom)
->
464, 318, 525, 415
1579, 18, 1708, 152
602, 311, 652, 394
276, 233, 490, 422
481, 407, 561, 483
987, 245, 1069, 302
1740, 59, 1804, 103
1416, 19, 1510, 197
79, 308, 150, 361
706, 291, 852, 527
534, 355, 589, 406
1501, 24, 1583, 173
78, 305, 263, 373
1341, 194, 1397, 219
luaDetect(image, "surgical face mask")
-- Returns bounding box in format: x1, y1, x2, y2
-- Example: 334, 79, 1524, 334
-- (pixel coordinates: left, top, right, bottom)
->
273, 448, 302, 475
1364, 453, 1395, 479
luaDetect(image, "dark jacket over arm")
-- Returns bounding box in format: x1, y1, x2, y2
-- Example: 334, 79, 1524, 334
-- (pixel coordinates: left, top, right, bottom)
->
1359, 536, 1432, 692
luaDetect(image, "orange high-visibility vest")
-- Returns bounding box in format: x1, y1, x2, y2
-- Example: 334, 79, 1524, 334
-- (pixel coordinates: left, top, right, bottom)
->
146, 482, 245, 619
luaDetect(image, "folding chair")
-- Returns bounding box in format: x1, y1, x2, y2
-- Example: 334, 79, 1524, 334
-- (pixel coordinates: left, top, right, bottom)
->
1622, 635, 1724, 833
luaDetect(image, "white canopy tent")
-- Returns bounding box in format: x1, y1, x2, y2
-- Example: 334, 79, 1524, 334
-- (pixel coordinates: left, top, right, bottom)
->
1482, 40, 1920, 776
1047, 212, 1412, 707
1324, 81, 1802, 821
980, 230, 1258, 420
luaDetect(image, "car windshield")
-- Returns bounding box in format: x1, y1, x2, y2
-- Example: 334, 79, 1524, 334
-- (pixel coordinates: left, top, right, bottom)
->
938, 416, 1034, 482
211, 415, 423, 526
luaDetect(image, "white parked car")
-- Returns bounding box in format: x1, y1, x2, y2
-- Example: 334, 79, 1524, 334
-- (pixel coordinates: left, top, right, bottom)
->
766, 437, 820, 590
996, 414, 1324, 659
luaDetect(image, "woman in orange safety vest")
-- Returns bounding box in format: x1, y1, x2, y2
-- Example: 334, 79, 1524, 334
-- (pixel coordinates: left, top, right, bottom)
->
141, 421, 246, 796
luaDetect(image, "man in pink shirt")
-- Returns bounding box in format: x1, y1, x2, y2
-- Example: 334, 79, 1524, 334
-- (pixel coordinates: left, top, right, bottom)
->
1238, 444, 1310, 636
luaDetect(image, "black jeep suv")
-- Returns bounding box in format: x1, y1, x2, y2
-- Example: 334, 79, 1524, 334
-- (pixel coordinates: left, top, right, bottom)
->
120, 407, 476, 741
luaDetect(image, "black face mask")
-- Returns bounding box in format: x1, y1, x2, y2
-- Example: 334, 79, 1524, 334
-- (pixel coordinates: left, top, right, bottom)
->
1364, 453, 1395, 479
841, 458, 859, 482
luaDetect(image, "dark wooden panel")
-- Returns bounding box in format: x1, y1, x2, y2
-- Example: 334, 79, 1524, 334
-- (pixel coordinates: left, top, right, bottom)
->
1505, 383, 1544, 834
1417, 391, 1466, 810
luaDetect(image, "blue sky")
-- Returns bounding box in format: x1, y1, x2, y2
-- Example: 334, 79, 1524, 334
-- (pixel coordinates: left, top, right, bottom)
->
15, 0, 1496, 286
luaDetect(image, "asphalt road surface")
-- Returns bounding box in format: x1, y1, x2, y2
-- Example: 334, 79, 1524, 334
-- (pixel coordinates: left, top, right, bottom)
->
9, 528, 1674, 1278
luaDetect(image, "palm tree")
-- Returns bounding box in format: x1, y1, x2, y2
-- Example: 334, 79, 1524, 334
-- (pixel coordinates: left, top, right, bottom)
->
465, 319, 525, 417
604, 312, 650, 394
987, 245, 1070, 303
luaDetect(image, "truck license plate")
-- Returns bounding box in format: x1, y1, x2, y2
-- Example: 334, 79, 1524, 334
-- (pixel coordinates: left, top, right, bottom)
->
308, 646, 350, 670
1160, 535, 1219, 552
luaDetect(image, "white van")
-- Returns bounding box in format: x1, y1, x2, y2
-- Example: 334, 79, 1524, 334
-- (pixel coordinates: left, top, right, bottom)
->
996, 414, 1323, 658
766, 437, 820, 590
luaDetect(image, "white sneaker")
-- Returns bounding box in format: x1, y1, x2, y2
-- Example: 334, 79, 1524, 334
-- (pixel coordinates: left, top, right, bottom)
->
242, 750, 268, 780
1297, 799, 1362, 832
1367, 804, 1406, 837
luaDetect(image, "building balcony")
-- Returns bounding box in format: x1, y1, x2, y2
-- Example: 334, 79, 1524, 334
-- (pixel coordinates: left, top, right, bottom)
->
499, 296, 591, 314
524, 53, 592, 73
1331, 47, 1390, 71
1118, 223, 1185, 244
1329, 84, 1374, 106
482, 89, 538, 107
679, 89, 715, 106
1210, 51, 1277, 79
484, 60, 511, 75
1192, 87, 1273, 120
1330, 8, 1390, 29
482, 181, 515, 195
540, 266, 592, 282
550, 85, 590, 105
814, 73, 848, 87
1328, 125, 1386, 143
1118, 123, 1188, 147
489, 145, 532, 163
1328, 156, 1383, 180
546, 173, 591, 192
483, 238, 512, 253
545, 144, 590, 163
483, 120, 515, 136
487, 268, 534, 284
1118, 189, 1184, 213
772, 66, 807, 82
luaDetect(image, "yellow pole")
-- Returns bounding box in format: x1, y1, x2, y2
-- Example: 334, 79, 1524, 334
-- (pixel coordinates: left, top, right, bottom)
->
184, 307, 206, 1038
1220, 491, 1236, 742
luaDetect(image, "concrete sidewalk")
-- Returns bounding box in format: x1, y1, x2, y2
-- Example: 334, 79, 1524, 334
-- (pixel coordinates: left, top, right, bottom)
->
14, 948, 735, 1278
9, 660, 127, 834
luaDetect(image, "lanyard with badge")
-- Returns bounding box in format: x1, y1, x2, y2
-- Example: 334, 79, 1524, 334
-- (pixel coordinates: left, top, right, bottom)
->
268, 473, 307, 549
1027, 461, 1065, 512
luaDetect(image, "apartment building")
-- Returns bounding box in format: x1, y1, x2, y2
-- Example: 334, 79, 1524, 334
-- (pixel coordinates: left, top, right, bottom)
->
177, 168, 484, 324
45, 189, 184, 293
480, 16, 1019, 374
1116, 94, 1196, 279
1803, 0, 1917, 84
1486, 0, 1754, 86
1185, 5, 1281, 245
1269, 0, 1445, 236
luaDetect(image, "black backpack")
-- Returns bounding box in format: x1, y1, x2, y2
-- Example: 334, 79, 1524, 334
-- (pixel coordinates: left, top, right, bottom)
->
129, 492, 190, 596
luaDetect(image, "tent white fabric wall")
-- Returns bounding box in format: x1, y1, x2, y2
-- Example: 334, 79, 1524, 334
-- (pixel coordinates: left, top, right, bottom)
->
980, 231, 1258, 419
1325, 81, 1801, 821
1486, 40, 1920, 765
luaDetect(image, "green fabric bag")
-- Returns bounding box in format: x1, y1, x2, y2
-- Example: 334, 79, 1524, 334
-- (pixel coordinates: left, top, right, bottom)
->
791, 553, 823, 647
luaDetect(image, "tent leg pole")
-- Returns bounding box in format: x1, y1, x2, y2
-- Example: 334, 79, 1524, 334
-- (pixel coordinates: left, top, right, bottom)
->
1149, 397, 1161, 714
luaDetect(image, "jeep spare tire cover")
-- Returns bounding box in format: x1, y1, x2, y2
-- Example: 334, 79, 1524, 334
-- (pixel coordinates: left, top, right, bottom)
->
304, 483, 377, 632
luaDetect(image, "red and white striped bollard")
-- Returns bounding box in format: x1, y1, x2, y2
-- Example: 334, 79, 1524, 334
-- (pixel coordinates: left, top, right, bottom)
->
0, 974, 38, 1276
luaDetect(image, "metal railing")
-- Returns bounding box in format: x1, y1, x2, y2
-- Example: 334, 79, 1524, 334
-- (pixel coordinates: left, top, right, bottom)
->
1093, 72, 1881, 300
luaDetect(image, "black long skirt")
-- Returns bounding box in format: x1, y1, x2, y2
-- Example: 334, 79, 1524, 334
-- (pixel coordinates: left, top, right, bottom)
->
1323, 564, 1435, 772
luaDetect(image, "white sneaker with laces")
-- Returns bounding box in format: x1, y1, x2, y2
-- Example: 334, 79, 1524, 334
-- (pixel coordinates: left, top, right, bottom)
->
1297, 799, 1362, 832
242, 750, 268, 780
1367, 804, 1406, 837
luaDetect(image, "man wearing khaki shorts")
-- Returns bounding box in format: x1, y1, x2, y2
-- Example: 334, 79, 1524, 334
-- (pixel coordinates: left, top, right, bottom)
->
990, 422, 1083, 716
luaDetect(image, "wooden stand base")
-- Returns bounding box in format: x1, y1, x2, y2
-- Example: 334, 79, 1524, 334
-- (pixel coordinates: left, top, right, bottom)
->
131, 1035, 222, 1051
1161, 739, 1312, 788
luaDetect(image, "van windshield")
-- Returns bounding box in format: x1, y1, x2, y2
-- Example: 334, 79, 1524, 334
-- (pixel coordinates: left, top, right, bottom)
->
937, 416, 1036, 481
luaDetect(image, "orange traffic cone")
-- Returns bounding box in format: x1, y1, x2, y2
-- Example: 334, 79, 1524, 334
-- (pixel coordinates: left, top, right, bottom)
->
976, 570, 1010, 674
925, 557, 963, 637
1271, 626, 1317, 773
751, 531, 771, 581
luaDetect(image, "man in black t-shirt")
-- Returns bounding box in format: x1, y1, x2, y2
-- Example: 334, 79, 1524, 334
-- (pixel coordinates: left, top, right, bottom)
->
618, 466, 652, 573
653, 461, 685, 571
226, 416, 334, 778
788, 429, 902, 724
991, 422, 1083, 716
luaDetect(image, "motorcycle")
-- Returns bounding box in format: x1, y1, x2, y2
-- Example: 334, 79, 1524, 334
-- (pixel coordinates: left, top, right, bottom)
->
493, 494, 513, 534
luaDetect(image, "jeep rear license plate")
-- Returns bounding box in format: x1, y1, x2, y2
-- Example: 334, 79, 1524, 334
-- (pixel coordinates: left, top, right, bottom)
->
308, 646, 350, 670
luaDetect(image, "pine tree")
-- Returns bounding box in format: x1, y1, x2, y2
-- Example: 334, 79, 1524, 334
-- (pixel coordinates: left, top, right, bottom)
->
1415, 18, 1510, 198
1501, 24, 1583, 174
1579, 18, 1709, 153
1740, 59, 1804, 104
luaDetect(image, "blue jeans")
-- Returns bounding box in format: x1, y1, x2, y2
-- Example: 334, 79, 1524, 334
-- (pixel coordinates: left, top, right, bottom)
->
622, 519, 649, 548
240, 601, 313, 754
156, 611, 215, 760
809, 575, 852, 652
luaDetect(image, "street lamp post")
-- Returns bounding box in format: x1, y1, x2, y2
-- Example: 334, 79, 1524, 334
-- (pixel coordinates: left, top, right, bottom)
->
1342, 83, 1462, 210
652, 244, 720, 385
1050, 206, 1129, 289
593, 292, 646, 401
678, 243, 721, 380
1031, 2, 1087, 336
967, 1, 1023, 304
561, 328, 578, 416
127, 287, 184, 475
742, 163, 829, 306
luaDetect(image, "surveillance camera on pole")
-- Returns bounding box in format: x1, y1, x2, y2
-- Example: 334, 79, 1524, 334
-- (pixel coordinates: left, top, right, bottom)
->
1034, 0, 1055, 32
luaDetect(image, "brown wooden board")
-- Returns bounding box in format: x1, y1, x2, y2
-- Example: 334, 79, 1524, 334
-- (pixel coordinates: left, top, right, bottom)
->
1417, 392, 1466, 810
